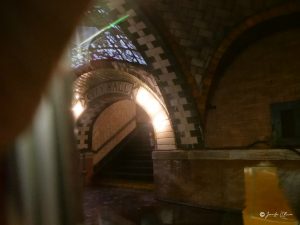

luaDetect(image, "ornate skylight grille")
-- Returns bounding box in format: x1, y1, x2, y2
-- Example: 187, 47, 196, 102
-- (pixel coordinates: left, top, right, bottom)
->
71, 8, 146, 68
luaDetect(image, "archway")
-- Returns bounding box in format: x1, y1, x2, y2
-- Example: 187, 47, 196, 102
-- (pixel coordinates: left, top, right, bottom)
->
74, 65, 176, 150
204, 28, 300, 149
200, 2, 300, 118
71, 0, 202, 149
73, 64, 176, 182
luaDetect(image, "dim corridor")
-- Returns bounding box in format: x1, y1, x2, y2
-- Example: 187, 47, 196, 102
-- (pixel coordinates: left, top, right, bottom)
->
93, 123, 154, 182
83, 186, 243, 225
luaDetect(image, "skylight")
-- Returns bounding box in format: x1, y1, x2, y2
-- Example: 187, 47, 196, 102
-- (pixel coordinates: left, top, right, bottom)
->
71, 8, 147, 68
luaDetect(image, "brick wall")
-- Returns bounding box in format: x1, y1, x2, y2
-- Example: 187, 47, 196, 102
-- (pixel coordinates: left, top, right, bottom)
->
140, 0, 286, 87
137, 0, 300, 119
104, 0, 203, 147
205, 29, 300, 148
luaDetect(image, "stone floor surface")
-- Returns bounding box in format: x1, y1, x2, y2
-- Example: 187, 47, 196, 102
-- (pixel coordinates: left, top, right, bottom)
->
83, 186, 243, 225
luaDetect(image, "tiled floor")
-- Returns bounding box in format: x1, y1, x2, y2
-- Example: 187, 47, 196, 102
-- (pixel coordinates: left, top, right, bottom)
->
83, 186, 243, 225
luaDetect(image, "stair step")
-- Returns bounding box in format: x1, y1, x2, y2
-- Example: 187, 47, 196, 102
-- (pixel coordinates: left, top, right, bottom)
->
110, 164, 153, 170
115, 164, 153, 169
120, 156, 152, 160
95, 123, 154, 182
116, 154, 151, 159
103, 172, 153, 177
102, 171, 153, 180
122, 150, 152, 154
123, 148, 151, 152
111, 167, 153, 173
113, 159, 152, 164
124, 148, 153, 152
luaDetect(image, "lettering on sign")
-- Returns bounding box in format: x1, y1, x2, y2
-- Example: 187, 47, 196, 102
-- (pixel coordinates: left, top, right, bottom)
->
86, 81, 134, 101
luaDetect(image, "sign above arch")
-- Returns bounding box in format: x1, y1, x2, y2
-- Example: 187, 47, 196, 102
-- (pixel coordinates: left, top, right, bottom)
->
85, 81, 134, 102
74, 68, 177, 151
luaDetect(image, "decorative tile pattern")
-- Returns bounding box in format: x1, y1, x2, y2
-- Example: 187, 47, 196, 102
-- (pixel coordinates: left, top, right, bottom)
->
74, 67, 177, 151
146, 0, 299, 117
106, 0, 202, 148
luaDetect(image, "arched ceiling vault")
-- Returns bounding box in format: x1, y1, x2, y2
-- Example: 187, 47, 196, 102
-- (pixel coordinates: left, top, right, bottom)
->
133, 0, 300, 119
72, 0, 300, 149
74, 62, 177, 151
202, 3, 300, 121
72, 0, 204, 149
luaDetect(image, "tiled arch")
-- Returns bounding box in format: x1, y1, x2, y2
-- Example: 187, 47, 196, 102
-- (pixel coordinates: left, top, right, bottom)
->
75, 62, 177, 152
102, 0, 203, 148
199, 1, 300, 117
81, 60, 165, 102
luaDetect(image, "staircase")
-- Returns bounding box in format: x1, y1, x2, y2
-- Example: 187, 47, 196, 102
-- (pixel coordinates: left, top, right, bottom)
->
94, 123, 154, 182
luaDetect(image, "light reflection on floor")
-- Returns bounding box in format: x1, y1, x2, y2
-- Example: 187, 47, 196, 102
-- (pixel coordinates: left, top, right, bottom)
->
83, 187, 243, 225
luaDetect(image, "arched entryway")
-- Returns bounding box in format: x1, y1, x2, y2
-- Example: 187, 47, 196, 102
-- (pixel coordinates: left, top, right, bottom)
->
73, 62, 177, 183
204, 19, 300, 149
92, 102, 155, 184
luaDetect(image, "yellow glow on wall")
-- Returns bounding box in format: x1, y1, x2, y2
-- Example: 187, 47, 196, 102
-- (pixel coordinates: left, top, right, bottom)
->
152, 111, 169, 132
72, 101, 84, 119
135, 87, 160, 116
136, 87, 170, 133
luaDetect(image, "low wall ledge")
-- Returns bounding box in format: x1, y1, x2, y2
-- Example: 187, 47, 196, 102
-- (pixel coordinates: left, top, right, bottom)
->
152, 149, 300, 160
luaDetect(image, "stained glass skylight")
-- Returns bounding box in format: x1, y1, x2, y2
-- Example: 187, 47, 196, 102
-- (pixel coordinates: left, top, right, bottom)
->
71, 7, 147, 68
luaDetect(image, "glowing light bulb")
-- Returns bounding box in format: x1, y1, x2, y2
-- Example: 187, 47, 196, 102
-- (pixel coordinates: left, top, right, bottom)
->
72, 101, 84, 119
